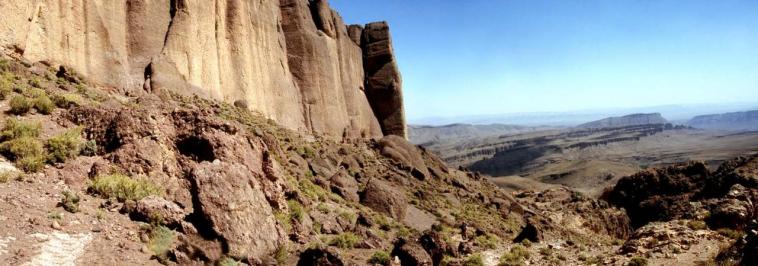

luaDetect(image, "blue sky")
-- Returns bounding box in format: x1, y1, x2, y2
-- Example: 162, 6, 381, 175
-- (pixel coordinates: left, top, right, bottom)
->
330, 0, 758, 121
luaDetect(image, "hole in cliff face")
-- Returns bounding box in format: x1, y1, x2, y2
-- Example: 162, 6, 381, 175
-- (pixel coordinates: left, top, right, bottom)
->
176, 136, 216, 162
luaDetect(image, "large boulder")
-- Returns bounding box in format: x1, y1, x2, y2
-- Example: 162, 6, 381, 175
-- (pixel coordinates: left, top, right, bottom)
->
392, 239, 432, 266
297, 247, 345, 266
361, 179, 408, 220
189, 161, 283, 259
131, 196, 186, 226
329, 171, 360, 202
378, 135, 429, 180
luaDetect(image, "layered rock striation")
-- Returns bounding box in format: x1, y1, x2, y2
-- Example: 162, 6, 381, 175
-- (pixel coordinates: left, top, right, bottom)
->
0, 0, 406, 139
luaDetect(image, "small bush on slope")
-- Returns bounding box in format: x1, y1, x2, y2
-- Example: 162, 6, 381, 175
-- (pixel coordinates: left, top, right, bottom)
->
46, 127, 83, 163
368, 250, 391, 265
89, 174, 162, 202
33, 94, 55, 115
59, 190, 81, 213
499, 244, 530, 266
148, 226, 174, 263
9, 95, 33, 115
0, 118, 41, 140
330, 232, 361, 249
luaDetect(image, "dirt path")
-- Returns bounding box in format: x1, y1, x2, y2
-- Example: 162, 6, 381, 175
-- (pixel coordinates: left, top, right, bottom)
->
23, 232, 93, 266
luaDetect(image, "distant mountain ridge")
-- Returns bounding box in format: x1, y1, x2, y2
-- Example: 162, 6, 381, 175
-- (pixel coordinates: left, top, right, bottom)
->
577, 113, 668, 129
687, 110, 758, 131
408, 123, 553, 144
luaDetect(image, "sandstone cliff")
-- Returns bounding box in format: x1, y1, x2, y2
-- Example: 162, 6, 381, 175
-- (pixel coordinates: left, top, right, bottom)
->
0, 0, 405, 139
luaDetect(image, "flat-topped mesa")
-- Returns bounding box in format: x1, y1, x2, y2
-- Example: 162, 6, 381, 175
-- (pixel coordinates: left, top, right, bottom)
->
0, 0, 406, 139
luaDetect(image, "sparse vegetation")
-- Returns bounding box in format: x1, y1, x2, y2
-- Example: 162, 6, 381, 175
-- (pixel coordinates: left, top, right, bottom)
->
45, 127, 83, 163
218, 257, 239, 266
627, 256, 648, 266
0, 118, 46, 172
288, 199, 305, 222
9, 95, 33, 115
368, 250, 391, 265
80, 139, 98, 156
33, 94, 55, 114
274, 245, 288, 264
330, 232, 361, 249
499, 244, 530, 266
299, 178, 327, 200
0, 136, 46, 172
89, 174, 162, 201
148, 226, 174, 262
274, 210, 292, 233
717, 228, 743, 240
474, 233, 499, 249
51, 93, 84, 108
60, 190, 81, 213
688, 220, 708, 230
465, 253, 485, 266
539, 247, 553, 257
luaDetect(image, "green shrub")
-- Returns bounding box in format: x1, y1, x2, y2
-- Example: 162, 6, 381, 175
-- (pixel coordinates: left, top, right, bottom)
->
627, 256, 648, 266
89, 174, 162, 201
274, 210, 292, 233
0, 171, 14, 183
45, 127, 83, 163
80, 139, 98, 156
0, 59, 9, 71
218, 257, 239, 266
28, 78, 42, 88
717, 228, 743, 240
688, 220, 707, 230
539, 247, 553, 257
0, 134, 42, 156
17, 155, 45, 172
465, 253, 485, 266
148, 226, 174, 262
9, 95, 33, 115
499, 244, 530, 266
0, 74, 13, 100
0, 118, 41, 140
33, 95, 54, 114
330, 232, 361, 249
368, 250, 391, 265
0, 136, 46, 172
274, 245, 288, 265
288, 199, 304, 222
474, 233, 499, 249
60, 190, 81, 213
299, 178, 327, 200
51, 93, 83, 108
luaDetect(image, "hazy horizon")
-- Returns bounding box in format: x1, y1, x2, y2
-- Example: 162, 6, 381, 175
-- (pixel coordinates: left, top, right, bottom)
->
332, 0, 758, 121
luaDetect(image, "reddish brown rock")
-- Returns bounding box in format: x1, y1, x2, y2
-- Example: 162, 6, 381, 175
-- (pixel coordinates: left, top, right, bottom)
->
392, 239, 432, 266
189, 161, 283, 259
362, 22, 407, 138
361, 179, 408, 220
378, 135, 429, 179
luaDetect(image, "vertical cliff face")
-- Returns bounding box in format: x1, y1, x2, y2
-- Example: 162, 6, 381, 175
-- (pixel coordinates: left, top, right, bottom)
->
0, 0, 406, 139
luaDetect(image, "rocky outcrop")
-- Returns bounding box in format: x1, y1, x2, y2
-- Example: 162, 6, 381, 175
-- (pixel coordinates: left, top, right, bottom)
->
0, 0, 405, 139
363, 22, 407, 138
